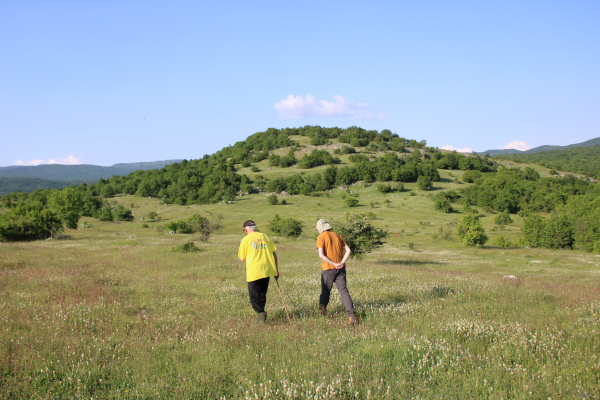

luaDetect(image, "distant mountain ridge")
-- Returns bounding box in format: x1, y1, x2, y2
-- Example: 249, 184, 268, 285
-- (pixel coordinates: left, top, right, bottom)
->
0, 160, 182, 191
0, 177, 86, 196
477, 137, 600, 156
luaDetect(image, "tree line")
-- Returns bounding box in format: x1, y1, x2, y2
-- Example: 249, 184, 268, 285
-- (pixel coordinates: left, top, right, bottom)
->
435, 166, 600, 252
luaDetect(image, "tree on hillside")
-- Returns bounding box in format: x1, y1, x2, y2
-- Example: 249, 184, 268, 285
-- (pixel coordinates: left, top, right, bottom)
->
456, 213, 488, 247
330, 213, 387, 259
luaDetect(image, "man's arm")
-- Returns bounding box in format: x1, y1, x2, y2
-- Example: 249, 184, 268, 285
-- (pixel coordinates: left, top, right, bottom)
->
318, 247, 339, 268
336, 245, 351, 269
273, 251, 279, 279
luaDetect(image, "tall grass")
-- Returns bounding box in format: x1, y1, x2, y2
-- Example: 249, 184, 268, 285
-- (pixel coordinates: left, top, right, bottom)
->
1, 183, 599, 399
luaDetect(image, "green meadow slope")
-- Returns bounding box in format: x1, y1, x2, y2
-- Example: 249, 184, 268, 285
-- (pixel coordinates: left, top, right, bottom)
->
1, 130, 600, 398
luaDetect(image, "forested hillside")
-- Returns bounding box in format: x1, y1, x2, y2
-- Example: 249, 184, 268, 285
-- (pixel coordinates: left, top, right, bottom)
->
494, 145, 600, 179
1, 126, 599, 252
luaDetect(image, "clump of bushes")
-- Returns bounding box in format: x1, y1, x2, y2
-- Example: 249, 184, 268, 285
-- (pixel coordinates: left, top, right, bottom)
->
172, 242, 201, 253
493, 234, 512, 248
494, 210, 513, 226
330, 213, 388, 259
456, 213, 488, 247
166, 213, 221, 242
344, 198, 359, 207
268, 214, 303, 238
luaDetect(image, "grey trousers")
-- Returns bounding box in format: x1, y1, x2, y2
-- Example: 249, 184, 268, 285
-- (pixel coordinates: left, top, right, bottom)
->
320, 267, 354, 316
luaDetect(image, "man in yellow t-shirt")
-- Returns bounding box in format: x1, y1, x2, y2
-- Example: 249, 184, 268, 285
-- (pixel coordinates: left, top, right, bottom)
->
316, 219, 356, 325
238, 220, 279, 324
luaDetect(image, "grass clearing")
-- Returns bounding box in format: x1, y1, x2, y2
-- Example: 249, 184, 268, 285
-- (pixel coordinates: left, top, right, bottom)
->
1, 182, 599, 399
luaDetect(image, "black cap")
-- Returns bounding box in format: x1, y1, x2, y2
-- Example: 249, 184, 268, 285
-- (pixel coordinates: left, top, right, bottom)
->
243, 220, 256, 228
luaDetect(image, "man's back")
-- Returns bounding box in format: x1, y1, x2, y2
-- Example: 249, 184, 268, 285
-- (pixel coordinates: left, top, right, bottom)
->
316, 230, 347, 270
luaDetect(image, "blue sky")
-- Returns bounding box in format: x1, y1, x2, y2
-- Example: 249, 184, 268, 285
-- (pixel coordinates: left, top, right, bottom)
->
1, 0, 598, 166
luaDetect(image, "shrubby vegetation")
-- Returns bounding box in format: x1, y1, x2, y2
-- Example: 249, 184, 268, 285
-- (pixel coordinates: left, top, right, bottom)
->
268, 214, 303, 238
172, 242, 201, 253
330, 213, 388, 258
460, 166, 600, 251
166, 213, 221, 242
0, 187, 106, 241
456, 213, 488, 247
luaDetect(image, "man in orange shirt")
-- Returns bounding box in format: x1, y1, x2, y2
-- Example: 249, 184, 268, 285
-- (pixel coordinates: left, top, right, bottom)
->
316, 219, 357, 325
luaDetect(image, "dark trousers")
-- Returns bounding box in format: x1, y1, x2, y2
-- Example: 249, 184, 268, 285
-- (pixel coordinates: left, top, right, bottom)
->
248, 277, 270, 313
320, 267, 354, 316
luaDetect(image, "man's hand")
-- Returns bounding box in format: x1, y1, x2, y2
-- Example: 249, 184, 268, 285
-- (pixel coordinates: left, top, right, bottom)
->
275, 272, 280, 280
335, 262, 344, 270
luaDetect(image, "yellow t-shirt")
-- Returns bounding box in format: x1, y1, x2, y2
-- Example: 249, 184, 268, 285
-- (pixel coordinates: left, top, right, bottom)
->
316, 231, 347, 271
238, 232, 278, 282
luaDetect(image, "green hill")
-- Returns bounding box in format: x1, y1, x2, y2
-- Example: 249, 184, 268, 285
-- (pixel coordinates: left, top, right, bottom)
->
477, 137, 600, 156
0, 159, 183, 182
493, 145, 600, 179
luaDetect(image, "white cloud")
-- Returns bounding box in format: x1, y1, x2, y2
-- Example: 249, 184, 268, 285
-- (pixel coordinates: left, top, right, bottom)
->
441, 145, 474, 153
14, 155, 82, 166
501, 141, 531, 151
274, 94, 378, 119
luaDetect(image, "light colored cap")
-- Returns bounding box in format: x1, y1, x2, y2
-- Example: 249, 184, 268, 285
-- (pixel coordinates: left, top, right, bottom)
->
316, 219, 332, 234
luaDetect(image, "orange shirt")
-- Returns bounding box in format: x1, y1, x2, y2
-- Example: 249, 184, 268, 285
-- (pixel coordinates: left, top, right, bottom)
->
316, 231, 347, 271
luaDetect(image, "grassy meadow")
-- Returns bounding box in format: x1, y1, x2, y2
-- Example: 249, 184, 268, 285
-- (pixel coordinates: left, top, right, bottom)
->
1, 167, 600, 399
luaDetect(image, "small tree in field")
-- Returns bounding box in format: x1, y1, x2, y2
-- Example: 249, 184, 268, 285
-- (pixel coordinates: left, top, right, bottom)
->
331, 213, 388, 259
268, 214, 303, 237
267, 194, 279, 205
456, 213, 488, 247
417, 175, 433, 190
494, 209, 513, 226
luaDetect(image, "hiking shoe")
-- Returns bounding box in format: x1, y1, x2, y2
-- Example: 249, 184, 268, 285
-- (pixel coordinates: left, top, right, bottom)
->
255, 312, 267, 324
347, 315, 358, 326
319, 304, 327, 316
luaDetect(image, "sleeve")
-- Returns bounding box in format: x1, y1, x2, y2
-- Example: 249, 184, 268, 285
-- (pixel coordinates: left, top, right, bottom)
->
238, 239, 246, 261
316, 234, 323, 249
266, 235, 277, 253
338, 234, 348, 248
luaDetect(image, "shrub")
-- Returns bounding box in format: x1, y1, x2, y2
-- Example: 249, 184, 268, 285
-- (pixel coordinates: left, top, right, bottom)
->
172, 242, 201, 253
268, 214, 303, 238
493, 234, 512, 248
113, 205, 133, 221
521, 215, 545, 247
417, 175, 433, 190
267, 194, 279, 205
456, 213, 488, 247
437, 222, 457, 241
330, 213, 388, 259
377, 183, 392, 194
166, 220, 194, 234
344, 198, 359, 207
494, 210, 514, 226
434, 198, 453, 213
462, 170, 482, 183
188, 213, 221, 242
